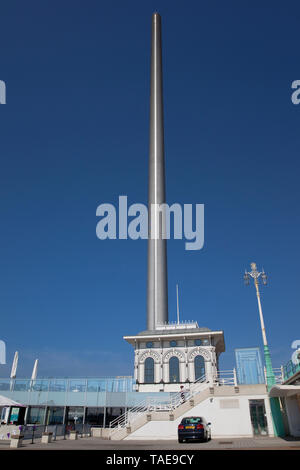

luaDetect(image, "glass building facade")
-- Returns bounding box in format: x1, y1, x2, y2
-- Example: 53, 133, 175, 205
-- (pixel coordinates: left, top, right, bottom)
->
0, 376, 175, 427
235, 348, 264, 385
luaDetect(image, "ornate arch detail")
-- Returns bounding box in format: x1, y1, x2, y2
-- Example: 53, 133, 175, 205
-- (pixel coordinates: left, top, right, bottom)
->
139, 350, 160, 363
162, 349, 185, 363
188, 347, 211, 362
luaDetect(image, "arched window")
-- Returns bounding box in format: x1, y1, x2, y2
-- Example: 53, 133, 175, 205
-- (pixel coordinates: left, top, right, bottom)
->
169, 356, 180, 383
144, 357, 154, 383
194, 355, 205, 380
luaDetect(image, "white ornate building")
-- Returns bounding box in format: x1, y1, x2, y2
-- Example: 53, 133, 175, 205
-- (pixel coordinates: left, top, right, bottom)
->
124, 322, 225, 392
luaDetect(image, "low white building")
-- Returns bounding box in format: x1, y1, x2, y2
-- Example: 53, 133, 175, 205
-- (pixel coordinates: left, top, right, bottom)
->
124, 385, 274, 440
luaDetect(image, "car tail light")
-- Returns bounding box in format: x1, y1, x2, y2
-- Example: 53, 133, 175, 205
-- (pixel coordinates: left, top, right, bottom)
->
196, 424, 204, 430
178, 425, 184, 430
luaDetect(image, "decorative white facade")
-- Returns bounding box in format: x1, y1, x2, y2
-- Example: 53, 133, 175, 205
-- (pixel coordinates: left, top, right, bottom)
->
124, 323, 225, 392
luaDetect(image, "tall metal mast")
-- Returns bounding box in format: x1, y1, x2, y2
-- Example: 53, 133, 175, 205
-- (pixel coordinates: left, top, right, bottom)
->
147, 13, 168, 330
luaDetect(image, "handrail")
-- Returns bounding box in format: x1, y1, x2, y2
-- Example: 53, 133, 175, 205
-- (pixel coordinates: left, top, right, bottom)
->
168, 374, 207, 410
109, 398, 150, 429
215, 370, 236, 385
273, 367, 284, 384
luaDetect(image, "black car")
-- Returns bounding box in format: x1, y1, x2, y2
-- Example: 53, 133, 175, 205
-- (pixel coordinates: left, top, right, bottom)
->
178, 416, 211, 443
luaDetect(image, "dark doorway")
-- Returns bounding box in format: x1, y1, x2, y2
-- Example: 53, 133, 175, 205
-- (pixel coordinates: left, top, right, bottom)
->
249, 399, 268, 436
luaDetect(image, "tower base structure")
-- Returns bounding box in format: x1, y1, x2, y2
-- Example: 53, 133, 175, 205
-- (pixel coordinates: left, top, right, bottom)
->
124, 322, 225, 392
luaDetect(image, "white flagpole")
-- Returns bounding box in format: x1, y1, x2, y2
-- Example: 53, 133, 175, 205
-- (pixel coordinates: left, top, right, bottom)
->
10, 351, 18, 391
176, 284, 180, 324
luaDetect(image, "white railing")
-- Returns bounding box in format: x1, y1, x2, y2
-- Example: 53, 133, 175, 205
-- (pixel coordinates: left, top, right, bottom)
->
215, 369, 237, 386
264, 366, 284, 385
109, 398, 149, 431
273, 367, 284, 384
168, 374, 207, 410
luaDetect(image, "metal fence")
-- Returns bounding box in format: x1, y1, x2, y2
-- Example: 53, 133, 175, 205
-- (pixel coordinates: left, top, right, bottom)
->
282, 360, 300, 382
18, 423, 91, 442
0, 377, 135, 393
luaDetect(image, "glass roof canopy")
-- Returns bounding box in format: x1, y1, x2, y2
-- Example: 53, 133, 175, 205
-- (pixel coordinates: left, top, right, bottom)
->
0, 377, 175, 408
0, 377, 135, 393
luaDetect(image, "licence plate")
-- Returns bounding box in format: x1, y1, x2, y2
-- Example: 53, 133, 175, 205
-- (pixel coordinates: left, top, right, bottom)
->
185, 425, 195, 429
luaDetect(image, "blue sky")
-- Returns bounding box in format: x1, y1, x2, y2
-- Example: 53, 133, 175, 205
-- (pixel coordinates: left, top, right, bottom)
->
0, 0, 300, 377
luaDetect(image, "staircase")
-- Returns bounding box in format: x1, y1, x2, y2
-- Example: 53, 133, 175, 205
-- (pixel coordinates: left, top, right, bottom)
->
109, 374, 209, 440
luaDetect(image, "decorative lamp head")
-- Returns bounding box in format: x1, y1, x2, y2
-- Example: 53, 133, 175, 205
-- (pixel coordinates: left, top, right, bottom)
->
244, 271, 250, 285
261, 270, 267, 285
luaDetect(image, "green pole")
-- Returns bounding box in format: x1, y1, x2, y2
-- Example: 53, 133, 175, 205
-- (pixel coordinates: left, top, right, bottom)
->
264, 344, 285, 437
245, 263, 285, 437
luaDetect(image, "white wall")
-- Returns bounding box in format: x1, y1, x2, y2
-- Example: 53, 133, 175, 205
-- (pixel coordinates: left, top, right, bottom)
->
126, 394, 274, 440
285, 395, 300, 437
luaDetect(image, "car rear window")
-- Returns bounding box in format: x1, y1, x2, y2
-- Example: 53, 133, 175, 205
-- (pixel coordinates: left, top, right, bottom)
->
181, 417, 202, 424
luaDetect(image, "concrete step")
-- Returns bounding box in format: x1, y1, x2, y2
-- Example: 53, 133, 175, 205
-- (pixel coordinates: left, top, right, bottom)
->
110, 414, 148, 440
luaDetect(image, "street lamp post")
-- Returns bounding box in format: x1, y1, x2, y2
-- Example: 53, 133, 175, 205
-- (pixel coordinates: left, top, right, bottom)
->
244, 262, 275, 388
243, 262, 285, 437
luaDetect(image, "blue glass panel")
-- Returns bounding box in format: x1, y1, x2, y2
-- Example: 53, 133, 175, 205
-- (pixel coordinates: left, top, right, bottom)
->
194, 355, 205, 380
49, 379, 66, 392
169, 357, 179, 382
144, 358, 154, 383
69, 380, 87, 393
235, 348, 264, 385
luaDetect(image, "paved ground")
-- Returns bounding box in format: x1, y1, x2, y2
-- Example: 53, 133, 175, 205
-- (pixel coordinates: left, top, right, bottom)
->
1, 436, 300, 450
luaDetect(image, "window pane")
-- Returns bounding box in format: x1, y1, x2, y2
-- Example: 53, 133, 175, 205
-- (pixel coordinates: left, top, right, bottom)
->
86, 407, 104, 426
169, 357, 180, 382
144, 358, 154, 383
182, 417, 202, 424
194, 355, 205, 380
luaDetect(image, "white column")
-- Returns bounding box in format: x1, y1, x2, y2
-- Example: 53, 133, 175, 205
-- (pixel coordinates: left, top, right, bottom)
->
205, 360, 213, 383
233, 367, 237, 386
179, 362, 186, 382
139, 363, 145, 383
163, 362, 169, 382
188, 361, 195, 382
134, 365, 138, 382
134, 353, 138, 382
155, 363, 161, 383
